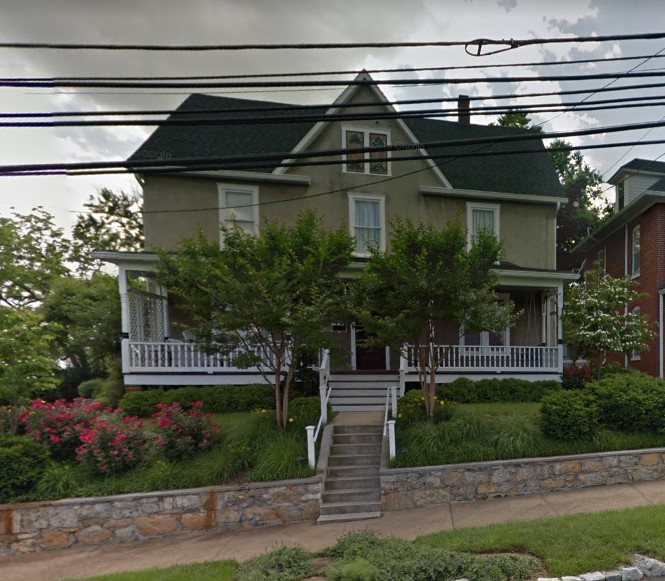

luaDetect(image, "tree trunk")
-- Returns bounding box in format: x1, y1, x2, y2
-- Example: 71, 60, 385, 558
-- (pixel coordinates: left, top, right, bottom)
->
274, 367, 284, 430
281, 362, 295, 429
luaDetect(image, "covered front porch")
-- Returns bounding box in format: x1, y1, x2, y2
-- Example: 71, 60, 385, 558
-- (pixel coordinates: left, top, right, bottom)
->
97, 252, 576, 386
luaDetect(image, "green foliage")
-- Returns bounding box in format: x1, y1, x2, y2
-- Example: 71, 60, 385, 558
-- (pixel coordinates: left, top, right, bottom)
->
397, 389, 454, 426
158, 211, 353, 429
247, 432, 312, 481
541, 390, 600, 440
439, 376, 561, 403
561, 365, 592, 390
35, 462, 83, 500
324, 531, 540, 581
94, 356, 125, 408
564, 265, 655, 370
587, 371, 665, 432
118, 385, 275, 417
493, 415, 539, 458
327, 557, 379, 581
234, 546, 315, 581
286, 396, 331, 432
355, 219, 517, 422
78, 378, 105, 399
0, 435, 50, 502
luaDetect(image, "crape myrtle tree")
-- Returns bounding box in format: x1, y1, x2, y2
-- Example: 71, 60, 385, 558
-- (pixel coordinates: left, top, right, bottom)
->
157, 211, 354, 430
563, 265, 655, 377
354, 219, 517, 422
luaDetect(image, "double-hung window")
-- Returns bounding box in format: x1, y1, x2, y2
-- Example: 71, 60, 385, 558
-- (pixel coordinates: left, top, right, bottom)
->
348, 193, 385, 255
218, 184, 259, 243
632, 225, 640, 277
343, 128, 390, 175
467, 202, 500, 246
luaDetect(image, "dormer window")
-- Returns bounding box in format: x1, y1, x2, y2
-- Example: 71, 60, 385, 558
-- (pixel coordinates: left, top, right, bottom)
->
343, 128, 390, 175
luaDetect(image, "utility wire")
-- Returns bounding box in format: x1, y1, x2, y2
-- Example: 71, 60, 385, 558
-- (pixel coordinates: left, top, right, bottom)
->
1, 32, 664, 51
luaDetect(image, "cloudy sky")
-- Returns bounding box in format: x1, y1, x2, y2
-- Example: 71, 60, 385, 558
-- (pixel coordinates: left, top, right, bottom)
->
1, 0, 664, 229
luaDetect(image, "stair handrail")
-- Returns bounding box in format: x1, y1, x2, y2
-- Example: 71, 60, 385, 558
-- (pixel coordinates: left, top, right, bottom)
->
306, 348, 331, 469
383, 385, 397, 460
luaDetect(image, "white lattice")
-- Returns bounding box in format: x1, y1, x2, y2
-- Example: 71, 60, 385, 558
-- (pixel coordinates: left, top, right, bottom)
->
128, 289, 166, 341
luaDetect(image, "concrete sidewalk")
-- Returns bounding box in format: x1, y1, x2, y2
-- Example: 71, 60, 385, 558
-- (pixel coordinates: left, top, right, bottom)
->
3, 479, 665, 581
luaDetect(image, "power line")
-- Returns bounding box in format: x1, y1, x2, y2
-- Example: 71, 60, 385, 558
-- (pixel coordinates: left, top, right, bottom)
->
2, 32, 664, 52
5, 70, 665, 89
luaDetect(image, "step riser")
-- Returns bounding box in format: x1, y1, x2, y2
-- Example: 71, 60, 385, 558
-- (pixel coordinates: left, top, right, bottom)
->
330, 398, 386, 405
333, 434, 383, 445
317, 511, 382, 524
330, 444, 381, 456
334, 425, 383, 435
320, 502, 382, 516
327, 455, 380, 467
324, 477, 379, 490
332, 405, 385, 412
326, 466, 380, 478
322, 490, 381, 504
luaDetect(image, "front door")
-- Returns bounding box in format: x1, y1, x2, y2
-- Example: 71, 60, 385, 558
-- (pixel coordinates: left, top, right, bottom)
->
354, 326, 387, 370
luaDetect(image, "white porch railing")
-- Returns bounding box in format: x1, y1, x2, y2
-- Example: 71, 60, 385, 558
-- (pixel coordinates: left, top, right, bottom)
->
383, 385, 398, 461
306, 349, 331, 469
404, 344, 562, 373
123, 340, 273, 373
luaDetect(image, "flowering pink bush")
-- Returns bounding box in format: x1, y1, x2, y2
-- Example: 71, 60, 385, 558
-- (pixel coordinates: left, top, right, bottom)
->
21, 398, 109, 460
76, 415, 148, 475
151, 401, 220, 461
561, 365, 592, 390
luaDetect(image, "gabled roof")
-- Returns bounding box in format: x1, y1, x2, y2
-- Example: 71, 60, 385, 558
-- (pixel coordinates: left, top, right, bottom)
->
607, 158, 665, 184
130, 82, 563, 198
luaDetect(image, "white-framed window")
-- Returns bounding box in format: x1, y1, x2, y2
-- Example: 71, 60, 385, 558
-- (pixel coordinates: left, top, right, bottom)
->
461, 293, 511, 350
348, 192, 385, 256
343, 127, 391, 175
632, 225, 640, 277
631, 306, 641, 361
218, 184, 259, 241
466, 202, 500, 246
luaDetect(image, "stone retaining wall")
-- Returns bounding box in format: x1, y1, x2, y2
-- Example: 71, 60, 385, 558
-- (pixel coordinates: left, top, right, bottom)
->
0, 477, 320, 556
381, 448, 665, 510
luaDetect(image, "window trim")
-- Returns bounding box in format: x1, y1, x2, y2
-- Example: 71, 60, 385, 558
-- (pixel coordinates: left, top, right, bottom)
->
217, 183, 259, 245
631, 224, 640, 278
631, 305, 641, 361
342, 126, 391, 176
348, 192, 386, 256
466, 202, 500, 247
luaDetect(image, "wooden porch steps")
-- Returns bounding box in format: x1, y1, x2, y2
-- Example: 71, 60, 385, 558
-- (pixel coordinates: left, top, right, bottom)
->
328, 373, 399, 412
317, 424, 384, 524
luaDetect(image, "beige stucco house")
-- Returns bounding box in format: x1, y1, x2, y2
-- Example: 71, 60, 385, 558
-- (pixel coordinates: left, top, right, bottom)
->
97, 72, 576, 395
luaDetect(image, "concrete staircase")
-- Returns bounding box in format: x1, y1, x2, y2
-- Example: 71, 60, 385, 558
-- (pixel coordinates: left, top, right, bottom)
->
329, 373, 399, 412
317, 423, 383, 524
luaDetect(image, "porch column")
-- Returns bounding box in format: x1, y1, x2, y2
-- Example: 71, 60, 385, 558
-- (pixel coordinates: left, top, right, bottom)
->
158, 284, 169, 340
557, 282, 564, 373
118, 266, 131, 373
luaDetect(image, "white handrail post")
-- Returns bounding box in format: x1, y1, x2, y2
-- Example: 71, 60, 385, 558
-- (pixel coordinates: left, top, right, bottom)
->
319, 384, 328, 426
399, 347, 407, 397
387, 420, 396, 460
390, 385, 397, 418
306, 425, 316, 469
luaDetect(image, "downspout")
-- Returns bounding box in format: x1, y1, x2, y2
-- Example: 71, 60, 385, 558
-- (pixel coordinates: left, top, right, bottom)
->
660, 289, 664, 379
624, 224, 629, 369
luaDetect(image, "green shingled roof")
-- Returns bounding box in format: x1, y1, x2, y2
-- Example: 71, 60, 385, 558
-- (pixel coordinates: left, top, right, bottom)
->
130, 92, 563, 197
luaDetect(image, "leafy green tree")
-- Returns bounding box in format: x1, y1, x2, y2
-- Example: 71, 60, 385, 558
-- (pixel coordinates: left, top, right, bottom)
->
354, 219, 517, 422
157, 211, 354, 429
42, 274, 121, 379
0, 307, 59, 433
563, 265, 655, 376
0, 209, 73, 308
492, 110, 542, 132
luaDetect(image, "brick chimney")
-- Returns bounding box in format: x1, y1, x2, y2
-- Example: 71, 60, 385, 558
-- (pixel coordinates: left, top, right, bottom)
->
458, 95, 470, 124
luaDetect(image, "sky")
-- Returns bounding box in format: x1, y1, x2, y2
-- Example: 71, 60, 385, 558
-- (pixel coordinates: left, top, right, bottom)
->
1, 0, 665, 230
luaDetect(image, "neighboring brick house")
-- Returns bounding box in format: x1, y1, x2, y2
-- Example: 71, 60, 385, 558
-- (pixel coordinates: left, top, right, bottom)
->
576, 158, 665, 377
96, 72, 576, 390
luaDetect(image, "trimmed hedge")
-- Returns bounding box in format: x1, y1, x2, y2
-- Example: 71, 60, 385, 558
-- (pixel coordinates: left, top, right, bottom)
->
0, 435, 50, 502
540, 390, 600, 441
587, 371, 665, 432
439, 377, 562, 403
118, 384, 275, 417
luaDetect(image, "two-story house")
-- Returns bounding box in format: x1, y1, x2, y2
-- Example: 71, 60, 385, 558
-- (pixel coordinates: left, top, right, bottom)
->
576, 158, 665, 378
96, 72, 576, 396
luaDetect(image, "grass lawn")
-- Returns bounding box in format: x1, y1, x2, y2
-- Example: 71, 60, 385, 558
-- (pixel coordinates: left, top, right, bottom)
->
393, 402, 665, 467
65, 505, 665, 580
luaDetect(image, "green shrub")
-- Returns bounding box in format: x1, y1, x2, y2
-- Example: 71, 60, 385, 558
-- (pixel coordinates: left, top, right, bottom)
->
35, 462, 83, 500
247, 432, 312, 481
541, 390, 600, 440
235, 546, 314, 581
587, 371, 665, 432
439, 377, 561, 403
326, 557, 379, 581
397, 389, 454, 425
287, 396, 332, 432
77, 378, 105, 399
561, 366, 592, 390
0, 435, 50, 502
493, 415, 540, 458
118, 384, 275, 417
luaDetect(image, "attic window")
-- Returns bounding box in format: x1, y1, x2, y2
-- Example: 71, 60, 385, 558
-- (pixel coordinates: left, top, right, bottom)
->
343, 128, 390, 175
218, 184, 259, 241
466, 202, 500, 247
